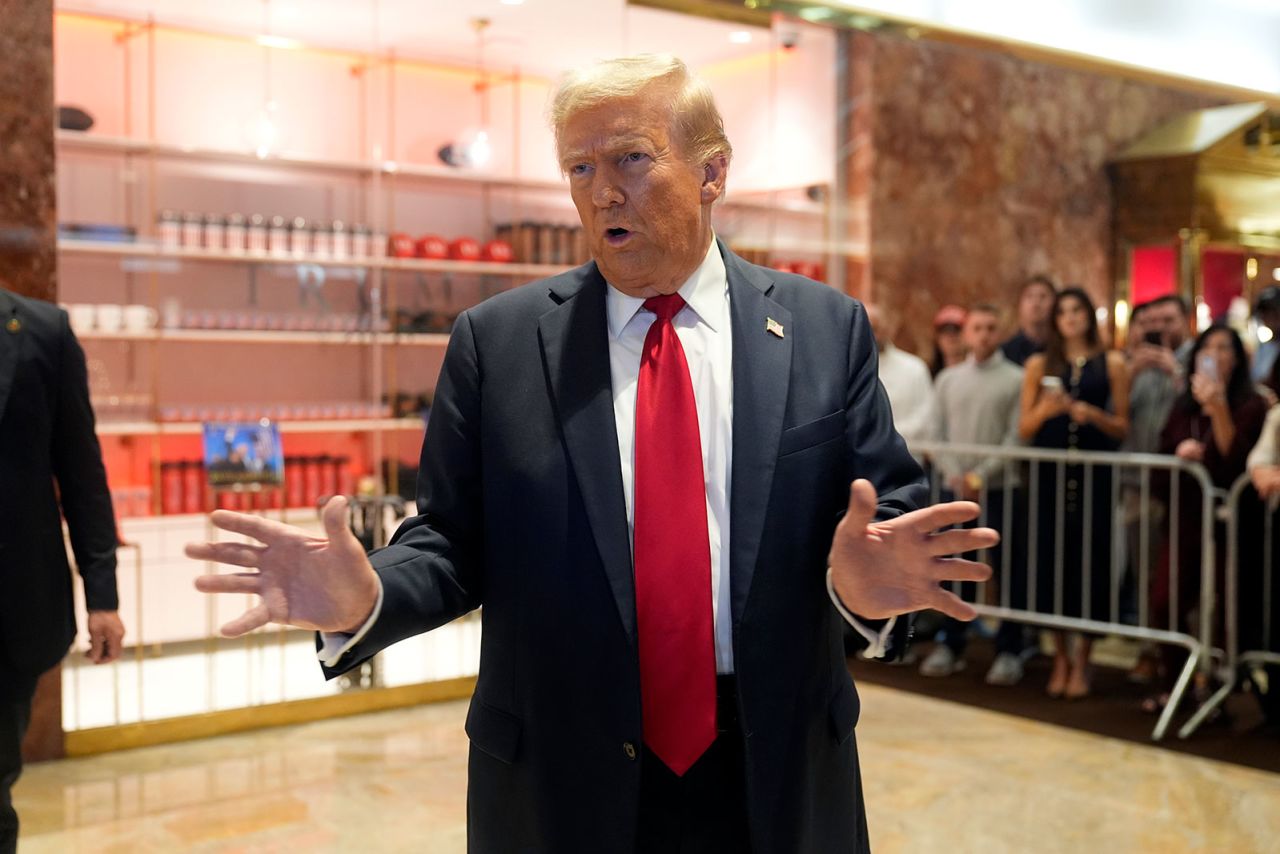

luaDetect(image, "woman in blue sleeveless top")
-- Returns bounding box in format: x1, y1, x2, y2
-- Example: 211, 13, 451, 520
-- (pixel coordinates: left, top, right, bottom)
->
1019, 287, 1130, 700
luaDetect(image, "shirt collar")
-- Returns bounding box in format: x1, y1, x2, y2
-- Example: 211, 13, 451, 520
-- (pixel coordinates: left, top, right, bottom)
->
605, 236, 727, 339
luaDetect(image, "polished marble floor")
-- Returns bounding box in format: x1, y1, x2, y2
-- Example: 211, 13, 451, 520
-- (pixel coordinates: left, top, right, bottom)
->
16, 683, 1280, 853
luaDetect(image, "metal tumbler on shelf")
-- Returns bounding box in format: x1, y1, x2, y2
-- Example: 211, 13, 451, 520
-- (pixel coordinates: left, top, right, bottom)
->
331, 220, 349, 259
350, 223, 370, 258
203, 214, 225, 252
247, 214, 269, 255
290, 217, 310, 259
311, 220, 333, 259
158, 210, 180, 249
225, 213, 247, 254
181, 212, 203, 249
269, 215, 290, 257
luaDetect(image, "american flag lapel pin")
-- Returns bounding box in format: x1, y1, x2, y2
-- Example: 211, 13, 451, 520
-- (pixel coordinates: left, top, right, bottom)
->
766, 317, 784, 338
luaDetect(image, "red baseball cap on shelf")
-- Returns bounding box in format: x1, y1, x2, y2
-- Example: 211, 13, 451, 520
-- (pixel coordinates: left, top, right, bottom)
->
933, 304, 967, 330
448, 237, 481, 261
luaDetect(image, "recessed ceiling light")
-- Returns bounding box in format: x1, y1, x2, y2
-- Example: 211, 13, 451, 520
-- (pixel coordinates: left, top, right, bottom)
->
729, 31, 752, 44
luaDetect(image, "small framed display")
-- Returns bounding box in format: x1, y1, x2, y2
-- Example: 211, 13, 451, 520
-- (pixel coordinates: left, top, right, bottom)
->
202, 420, 285, 489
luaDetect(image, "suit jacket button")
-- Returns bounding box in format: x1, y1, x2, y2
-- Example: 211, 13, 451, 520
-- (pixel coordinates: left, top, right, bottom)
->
623, 742, 637, 760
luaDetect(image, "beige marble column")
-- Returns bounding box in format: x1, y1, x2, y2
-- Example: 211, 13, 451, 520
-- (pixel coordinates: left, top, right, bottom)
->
0, 0, 56, 303
0, 0, 64, 763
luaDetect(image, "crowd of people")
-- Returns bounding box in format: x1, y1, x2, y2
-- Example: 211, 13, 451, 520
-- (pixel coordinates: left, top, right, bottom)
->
871, 277, 1280, 723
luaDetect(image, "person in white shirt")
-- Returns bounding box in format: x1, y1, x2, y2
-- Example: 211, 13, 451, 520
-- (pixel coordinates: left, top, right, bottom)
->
867, 303, 937, 450
919, 305, 1030, 685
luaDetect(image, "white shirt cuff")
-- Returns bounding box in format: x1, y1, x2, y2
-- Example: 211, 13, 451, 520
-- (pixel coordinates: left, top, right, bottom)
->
317, 577, 384, 667
826, 568, 897, 660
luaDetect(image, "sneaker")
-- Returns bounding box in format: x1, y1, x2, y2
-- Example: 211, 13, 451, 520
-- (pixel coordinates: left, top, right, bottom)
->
985, 652, 1025, 686
919, 645, 964, 677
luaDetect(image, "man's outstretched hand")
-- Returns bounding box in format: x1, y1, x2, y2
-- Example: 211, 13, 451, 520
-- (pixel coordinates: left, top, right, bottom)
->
829, 479, 997, 622
185, 496, 380, 637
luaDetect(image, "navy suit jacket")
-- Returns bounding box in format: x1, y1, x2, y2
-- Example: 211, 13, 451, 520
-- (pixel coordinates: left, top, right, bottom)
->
324, 242, 925, 853
0, 289, 118, 679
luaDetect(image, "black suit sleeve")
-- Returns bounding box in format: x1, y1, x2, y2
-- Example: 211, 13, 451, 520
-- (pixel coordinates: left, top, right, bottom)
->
51, 311, 119, 611
321, 311, 485, 677
845, 303, 928, 521
838, 304, 928, 658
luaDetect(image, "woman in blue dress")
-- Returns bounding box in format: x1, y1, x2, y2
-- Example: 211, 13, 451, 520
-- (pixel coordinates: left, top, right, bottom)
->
1019, 287, 1130, 699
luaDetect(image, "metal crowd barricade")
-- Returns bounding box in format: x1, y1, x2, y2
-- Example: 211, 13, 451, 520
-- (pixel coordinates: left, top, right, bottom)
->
1180, 473, 1280, 737
909, 441, 1219, 741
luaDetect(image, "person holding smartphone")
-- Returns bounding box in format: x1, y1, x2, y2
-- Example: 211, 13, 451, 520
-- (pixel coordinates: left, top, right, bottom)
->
1243, 357, 1280, 725
1019, 287, 1130, 700
1150, 324, 1268, 714
1120, 296, 1192, 683
1125, 296, 1191, 458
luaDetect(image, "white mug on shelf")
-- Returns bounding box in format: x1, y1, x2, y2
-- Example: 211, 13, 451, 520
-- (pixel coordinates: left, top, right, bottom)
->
96, 304, 124, 333
66, 303, 96, 333
123, 304, 158, 332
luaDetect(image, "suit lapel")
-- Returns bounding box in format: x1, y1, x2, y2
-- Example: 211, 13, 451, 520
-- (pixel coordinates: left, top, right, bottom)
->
538, 265, 637, 644
723, 244, 792, 623
0, 291, 19, 423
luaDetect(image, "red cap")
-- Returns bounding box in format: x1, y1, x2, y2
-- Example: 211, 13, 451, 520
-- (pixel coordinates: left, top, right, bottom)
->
482, 240, 513, 263
416, 235, 450, 259
447, 237, 481, 261
933, 304, 967, 330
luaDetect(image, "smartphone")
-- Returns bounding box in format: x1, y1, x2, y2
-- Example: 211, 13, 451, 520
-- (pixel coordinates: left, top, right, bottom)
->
1197, 353, 1218, 379
1143, 330, 1162, 347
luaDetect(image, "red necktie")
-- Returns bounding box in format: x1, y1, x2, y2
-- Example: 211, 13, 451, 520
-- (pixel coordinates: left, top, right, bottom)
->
633, 293, 716, 777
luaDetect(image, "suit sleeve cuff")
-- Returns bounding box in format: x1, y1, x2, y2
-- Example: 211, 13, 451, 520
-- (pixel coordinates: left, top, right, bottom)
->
316, 577, 384, 667
826, 568, 897, 659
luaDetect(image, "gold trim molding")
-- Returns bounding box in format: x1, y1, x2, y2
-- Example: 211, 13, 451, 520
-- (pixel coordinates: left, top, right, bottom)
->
628, 0, 773, 28
64, 677, 477, 757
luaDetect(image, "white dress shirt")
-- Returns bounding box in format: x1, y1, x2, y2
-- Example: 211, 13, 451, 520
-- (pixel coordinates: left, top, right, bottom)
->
606, 237, 735, 673
321, 238, 895, 665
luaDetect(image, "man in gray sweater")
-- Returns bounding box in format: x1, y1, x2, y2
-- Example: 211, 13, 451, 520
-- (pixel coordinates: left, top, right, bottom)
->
922, 304, 1029, 685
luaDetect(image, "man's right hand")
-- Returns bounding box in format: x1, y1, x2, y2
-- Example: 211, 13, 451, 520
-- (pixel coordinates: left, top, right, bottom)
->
185, 496, 380, 637
1130, 344, 1177, 376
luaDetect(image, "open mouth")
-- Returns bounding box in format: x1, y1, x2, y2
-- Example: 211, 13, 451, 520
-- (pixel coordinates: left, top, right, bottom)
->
604, 227, 633, 246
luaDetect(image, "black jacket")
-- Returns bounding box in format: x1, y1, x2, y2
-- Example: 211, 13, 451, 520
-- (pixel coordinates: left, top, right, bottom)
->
0, 289, 118, 677
323, 244, 925, 853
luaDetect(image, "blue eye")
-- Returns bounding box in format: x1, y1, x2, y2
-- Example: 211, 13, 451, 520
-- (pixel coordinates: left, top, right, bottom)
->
623, 152, 647, 164
570, 163, 592, 176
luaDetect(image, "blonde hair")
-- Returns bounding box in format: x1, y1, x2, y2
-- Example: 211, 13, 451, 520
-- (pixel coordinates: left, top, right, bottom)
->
549, 54, 732, 170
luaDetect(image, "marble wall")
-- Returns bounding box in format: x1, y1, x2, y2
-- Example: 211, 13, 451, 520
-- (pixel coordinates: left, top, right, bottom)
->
0, 0, 56, 302
846, 31, 1220, 356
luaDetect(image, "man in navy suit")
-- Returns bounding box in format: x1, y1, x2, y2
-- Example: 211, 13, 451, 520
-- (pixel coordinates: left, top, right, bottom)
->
0, 287, 125, 853
188, 55, 995, 853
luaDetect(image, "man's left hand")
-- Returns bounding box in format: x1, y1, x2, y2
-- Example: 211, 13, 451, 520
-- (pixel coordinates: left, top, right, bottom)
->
86, 610, 125, 664
829, 479, 996, 622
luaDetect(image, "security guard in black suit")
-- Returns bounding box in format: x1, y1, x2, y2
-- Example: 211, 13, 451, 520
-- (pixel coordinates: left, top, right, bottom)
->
0, 287, 124, 852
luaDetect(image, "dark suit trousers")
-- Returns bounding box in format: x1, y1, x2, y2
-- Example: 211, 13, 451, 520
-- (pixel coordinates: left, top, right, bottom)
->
636, 676, 750, 853
938, 489, 1030, 657
0, 659, 36, 854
